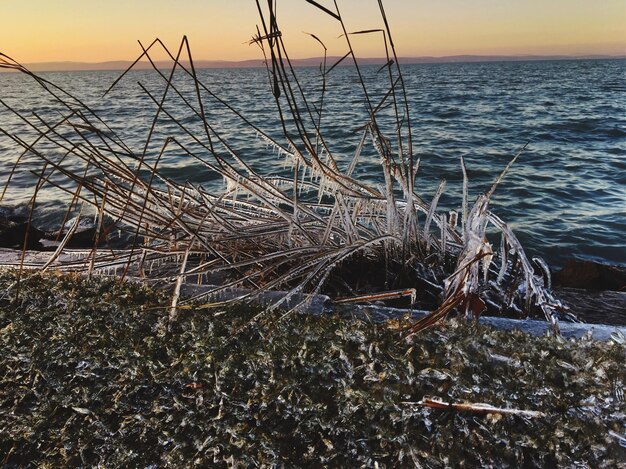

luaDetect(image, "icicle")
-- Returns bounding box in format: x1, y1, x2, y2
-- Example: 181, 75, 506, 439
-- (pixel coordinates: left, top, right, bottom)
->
347, 127, 368, 177
441, 213, 447, 257
299, 167, 306, 196
448, 210, 458, 230
317, 176, 327, 203
424, 180, 446, 249
497, 235, 508, 284
532, 257, 552, 290
482, 245, 493, 284
460, 156, 468, 236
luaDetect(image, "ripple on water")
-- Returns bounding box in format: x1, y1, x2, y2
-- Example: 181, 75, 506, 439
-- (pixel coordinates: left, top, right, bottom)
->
0, 59, 624, 266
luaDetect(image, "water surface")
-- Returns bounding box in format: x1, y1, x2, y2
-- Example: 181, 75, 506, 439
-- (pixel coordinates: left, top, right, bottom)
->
0, 59, 624, 266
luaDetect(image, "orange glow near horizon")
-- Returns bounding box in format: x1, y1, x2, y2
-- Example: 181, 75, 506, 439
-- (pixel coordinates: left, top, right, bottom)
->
1, 0, 624, 64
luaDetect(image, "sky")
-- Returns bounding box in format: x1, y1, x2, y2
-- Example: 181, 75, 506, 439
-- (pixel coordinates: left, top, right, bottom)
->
1, 0, 624, 64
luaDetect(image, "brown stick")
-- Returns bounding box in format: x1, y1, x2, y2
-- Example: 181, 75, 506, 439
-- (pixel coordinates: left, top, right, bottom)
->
335, 288, 416, 305
405, 397, 546, 418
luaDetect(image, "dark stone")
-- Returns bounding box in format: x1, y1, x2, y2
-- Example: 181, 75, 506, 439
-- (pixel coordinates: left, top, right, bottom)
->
45, 216, 98, 248
554, 287, 626, 326
0, 206, 131, 250
0, 205, 29, 223
0, 206, 45, 249
553, 259, 626, 291
43, 216, 132, 249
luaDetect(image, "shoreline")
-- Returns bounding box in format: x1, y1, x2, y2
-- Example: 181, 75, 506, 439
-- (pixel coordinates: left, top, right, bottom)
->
1, 247, 625, 333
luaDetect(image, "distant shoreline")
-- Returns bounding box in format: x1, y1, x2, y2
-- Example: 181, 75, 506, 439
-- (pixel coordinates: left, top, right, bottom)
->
1, 54, 624, 73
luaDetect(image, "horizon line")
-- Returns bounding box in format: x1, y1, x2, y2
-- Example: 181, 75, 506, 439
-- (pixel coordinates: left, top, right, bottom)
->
1, 53, 624, 73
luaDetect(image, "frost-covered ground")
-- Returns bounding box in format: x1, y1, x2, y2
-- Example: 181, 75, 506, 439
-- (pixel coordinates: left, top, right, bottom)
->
0, 271, 624, 467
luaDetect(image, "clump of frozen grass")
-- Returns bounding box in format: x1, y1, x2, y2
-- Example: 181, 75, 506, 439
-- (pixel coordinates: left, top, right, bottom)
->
0, 1, 565, 333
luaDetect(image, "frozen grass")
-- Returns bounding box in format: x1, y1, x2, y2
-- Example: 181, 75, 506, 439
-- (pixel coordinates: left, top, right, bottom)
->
0, 1, 568, 333
0, 271, 624, 466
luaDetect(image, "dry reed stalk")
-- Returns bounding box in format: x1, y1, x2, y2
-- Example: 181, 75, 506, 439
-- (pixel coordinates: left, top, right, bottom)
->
0, 1, 566, 333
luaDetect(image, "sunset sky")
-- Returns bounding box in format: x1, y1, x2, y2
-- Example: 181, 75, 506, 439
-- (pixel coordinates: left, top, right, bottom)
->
1, 0, 624, 64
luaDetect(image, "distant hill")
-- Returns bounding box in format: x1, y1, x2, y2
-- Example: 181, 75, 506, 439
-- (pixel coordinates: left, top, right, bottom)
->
1, 55, 623, 73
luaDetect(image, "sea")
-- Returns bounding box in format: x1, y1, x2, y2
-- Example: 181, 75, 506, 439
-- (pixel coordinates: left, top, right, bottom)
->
0, 59, 624, 267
